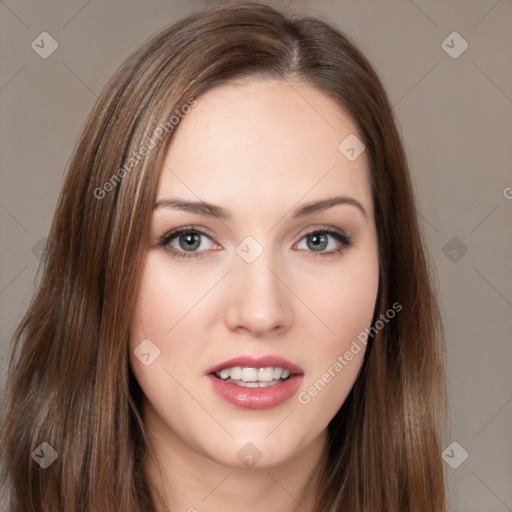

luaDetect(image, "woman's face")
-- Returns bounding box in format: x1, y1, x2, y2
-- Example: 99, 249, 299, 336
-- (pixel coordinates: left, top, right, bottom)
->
130, 78, 379, 468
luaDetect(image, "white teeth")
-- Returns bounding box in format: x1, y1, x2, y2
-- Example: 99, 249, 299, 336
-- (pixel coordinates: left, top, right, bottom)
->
230, 367, 242, 380
219, 368, 231, 380
241, 367, 258, 382
258, 381, 275, 388
258, 367, 275, 382
223, 378, 285, 388
215, 366, 293, 383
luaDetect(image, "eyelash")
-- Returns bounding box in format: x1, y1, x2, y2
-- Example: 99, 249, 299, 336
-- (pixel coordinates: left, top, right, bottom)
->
158, 225, 353, 261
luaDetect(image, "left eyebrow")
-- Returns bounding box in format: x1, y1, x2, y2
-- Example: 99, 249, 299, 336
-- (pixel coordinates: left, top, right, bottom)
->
291, 195, 369, 221
153, 195, 369, 221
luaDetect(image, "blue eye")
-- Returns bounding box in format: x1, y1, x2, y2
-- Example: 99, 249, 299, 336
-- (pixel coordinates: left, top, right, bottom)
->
295, 229, 353, 256
158, 226, 353, 260
158, 227, 217, 260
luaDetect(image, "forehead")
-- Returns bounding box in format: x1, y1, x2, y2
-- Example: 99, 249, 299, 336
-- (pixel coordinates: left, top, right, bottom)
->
157, 78, 373, 219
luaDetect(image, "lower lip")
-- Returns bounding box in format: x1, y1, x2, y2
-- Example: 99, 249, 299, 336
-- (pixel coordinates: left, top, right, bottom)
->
207, 374, 304, 410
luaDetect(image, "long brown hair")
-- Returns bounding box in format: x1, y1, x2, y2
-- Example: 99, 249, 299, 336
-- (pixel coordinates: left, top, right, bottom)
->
0, 3, 447, 510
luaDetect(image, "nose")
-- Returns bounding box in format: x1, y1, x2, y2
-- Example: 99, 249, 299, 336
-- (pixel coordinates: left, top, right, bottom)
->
224, 250, 294, 337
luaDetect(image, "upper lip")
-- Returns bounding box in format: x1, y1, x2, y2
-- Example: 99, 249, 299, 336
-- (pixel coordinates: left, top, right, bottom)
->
206, 355, 304, 376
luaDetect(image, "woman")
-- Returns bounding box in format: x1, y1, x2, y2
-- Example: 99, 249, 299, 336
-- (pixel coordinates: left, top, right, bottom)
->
0, 2, 447, 511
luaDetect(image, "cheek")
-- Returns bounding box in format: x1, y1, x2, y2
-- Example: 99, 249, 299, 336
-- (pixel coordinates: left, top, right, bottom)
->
128, 266, 188, 431
129, 253, 208, 401
308, 249, 379, 349
329, 265, 378, 341
296, 247, 379, 412
129, 258, 173, 392
130, 252, 200, 341
131, 289, 169, 342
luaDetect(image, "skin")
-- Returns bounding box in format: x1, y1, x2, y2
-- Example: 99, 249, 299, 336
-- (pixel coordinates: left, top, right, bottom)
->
129, 77, 379, 512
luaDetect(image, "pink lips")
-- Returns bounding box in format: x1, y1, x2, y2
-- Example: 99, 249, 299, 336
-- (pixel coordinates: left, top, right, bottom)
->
206, 355, 304, 410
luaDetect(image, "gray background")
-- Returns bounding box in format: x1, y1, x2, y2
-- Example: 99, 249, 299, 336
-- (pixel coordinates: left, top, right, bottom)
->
1, 1, 511, 510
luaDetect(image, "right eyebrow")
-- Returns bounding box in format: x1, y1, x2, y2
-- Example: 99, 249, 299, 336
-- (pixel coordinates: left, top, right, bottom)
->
153, 198, 231, 219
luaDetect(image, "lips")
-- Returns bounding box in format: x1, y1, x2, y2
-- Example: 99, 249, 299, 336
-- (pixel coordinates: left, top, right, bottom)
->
205, 355, 304, 376
206, 355, 304, 410
207, 374, 303, 409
